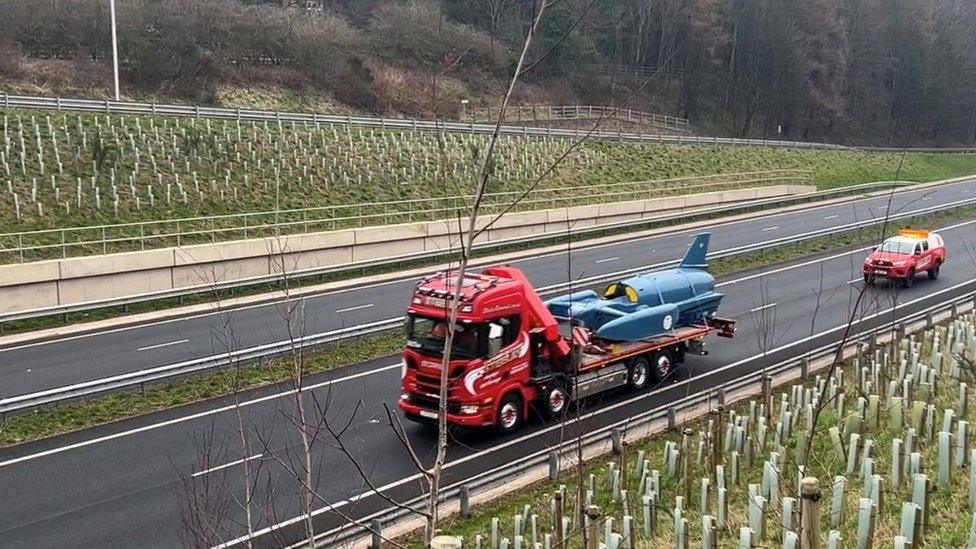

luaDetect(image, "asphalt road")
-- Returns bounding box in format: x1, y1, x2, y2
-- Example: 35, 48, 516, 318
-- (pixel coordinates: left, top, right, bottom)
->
1, 215, 974, 548
1, 179, 975, 402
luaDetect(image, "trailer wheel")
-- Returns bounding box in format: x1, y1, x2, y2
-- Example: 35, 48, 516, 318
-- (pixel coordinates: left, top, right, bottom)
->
628, 356, 651, 390
496, 393, 523, 435
650, 351, 674, 382
543, 382, 570, 418
928, 262, 940, 280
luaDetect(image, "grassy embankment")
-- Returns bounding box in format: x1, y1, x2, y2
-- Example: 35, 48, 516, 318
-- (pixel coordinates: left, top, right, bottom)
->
402, 315, 976, 547
2, 203, 973, 449
2, 108, 975, 241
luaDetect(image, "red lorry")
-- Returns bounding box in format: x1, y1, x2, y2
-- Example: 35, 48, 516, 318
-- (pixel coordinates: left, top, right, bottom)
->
398, 266, 735, 434
863, 228, 946, 288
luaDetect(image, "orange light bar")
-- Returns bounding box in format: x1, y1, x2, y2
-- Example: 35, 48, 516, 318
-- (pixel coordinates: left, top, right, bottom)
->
899, 228, 929, 239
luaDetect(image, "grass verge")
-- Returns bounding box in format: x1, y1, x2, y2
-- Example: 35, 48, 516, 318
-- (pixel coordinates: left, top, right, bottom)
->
0, 332, 403, 448
1, 203, 973, 449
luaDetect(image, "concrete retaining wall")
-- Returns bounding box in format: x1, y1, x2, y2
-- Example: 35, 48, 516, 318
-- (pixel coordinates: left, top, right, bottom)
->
0, 185, 813, 314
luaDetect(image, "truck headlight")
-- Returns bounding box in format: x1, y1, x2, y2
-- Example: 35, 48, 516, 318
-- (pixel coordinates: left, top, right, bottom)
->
892, 261, 907, 267
460, 404, 480, 415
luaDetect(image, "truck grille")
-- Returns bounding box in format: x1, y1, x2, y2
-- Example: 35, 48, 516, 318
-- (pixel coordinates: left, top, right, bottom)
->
408, 393, 461, 414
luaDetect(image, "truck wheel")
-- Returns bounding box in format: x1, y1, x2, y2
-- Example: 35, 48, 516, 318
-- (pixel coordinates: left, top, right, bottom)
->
863, 273, 872, 285
628, 356, 651, 390
496, 393, 523, 435
543, 382, 570, 418
650, 351, 674, 382
904, 269, 915, 288
928, 262, 940, 280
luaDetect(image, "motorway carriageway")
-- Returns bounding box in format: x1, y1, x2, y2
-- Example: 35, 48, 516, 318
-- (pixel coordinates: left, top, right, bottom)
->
0, 215, 974, 547
1, 179, 976, 402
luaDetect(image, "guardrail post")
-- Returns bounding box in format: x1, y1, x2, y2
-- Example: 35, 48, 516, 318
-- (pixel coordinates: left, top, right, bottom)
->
370, 519, 383, 549
612, 428, 623, 455
899, 322, 907, 339
549, 450, 559, 481
800, 358, 809, 380
460, 485, 470, 518
554, 491, 564, 549
926, 312, 934, 329
716, 388, 726, 408
668, 407, 677, 430
3, 94, 8, 109
951, 302, 958, 319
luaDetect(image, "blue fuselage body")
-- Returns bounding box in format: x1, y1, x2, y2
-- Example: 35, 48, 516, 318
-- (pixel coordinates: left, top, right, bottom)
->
545, 234, 723, 341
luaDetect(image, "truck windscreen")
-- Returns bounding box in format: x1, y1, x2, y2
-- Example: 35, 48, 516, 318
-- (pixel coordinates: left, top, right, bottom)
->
405, 315, 482, 359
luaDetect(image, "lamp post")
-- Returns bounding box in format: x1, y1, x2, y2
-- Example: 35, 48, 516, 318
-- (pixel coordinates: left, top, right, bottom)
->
110, 0, 120, 100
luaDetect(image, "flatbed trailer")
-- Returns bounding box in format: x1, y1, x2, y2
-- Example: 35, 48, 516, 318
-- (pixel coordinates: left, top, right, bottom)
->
399, 236, 735, 434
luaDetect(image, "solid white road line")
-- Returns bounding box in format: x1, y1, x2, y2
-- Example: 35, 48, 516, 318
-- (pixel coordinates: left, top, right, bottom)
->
5, 218, 976, 472
761, 226, 779, 232
137, 339, 189, 352
219, 277, 976, 548
1, 182, 971, 355
749, 303, 778, 313
335, 303, 375, 314
191, 454, 263, 478
595, 257, 619, 264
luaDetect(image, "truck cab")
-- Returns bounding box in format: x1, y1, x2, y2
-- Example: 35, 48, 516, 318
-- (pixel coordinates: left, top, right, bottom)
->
863, 229, 946, 287
399, 270, 549, 432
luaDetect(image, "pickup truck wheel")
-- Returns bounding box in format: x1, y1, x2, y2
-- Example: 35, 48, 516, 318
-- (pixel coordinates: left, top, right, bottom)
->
628, 356, 651, 390
863, 273, 872, 285
544, 383, 569, 418
904, 269, 915, 288
928, 262, 940, 280
496, 393, 523, 435
650, 351, 674, 383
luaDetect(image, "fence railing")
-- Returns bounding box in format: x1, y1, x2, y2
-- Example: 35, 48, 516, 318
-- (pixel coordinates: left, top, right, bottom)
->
307, 285, 976, 549
0, 170, 811, 263
465, 105, 691, 132
0, 93, 851, 151
4, 94, 972, 154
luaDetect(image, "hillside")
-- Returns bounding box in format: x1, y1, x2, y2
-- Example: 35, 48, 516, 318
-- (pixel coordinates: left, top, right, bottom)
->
3, 108, 976, 240
2, 0, 976, 146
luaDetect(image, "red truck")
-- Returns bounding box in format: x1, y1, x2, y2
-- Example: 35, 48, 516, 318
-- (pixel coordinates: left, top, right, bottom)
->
398, 266, 735, 434
863, 228, 946, 288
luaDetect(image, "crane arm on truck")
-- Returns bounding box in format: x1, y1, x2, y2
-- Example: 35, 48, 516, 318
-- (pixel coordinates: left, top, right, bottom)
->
482, 266, 572, 358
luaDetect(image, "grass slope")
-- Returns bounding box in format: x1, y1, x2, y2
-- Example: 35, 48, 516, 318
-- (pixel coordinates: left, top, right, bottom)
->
1, 109, 975, 238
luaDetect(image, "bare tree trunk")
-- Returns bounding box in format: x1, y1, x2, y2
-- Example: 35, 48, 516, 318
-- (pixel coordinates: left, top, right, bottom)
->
425, 2, 549, 544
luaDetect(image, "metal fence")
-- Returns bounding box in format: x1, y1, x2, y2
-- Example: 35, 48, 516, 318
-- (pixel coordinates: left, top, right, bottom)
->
465, 105, 691, 132
0, 170, 811, 263
0, 93, 849, 150
4, 94, 972, 153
